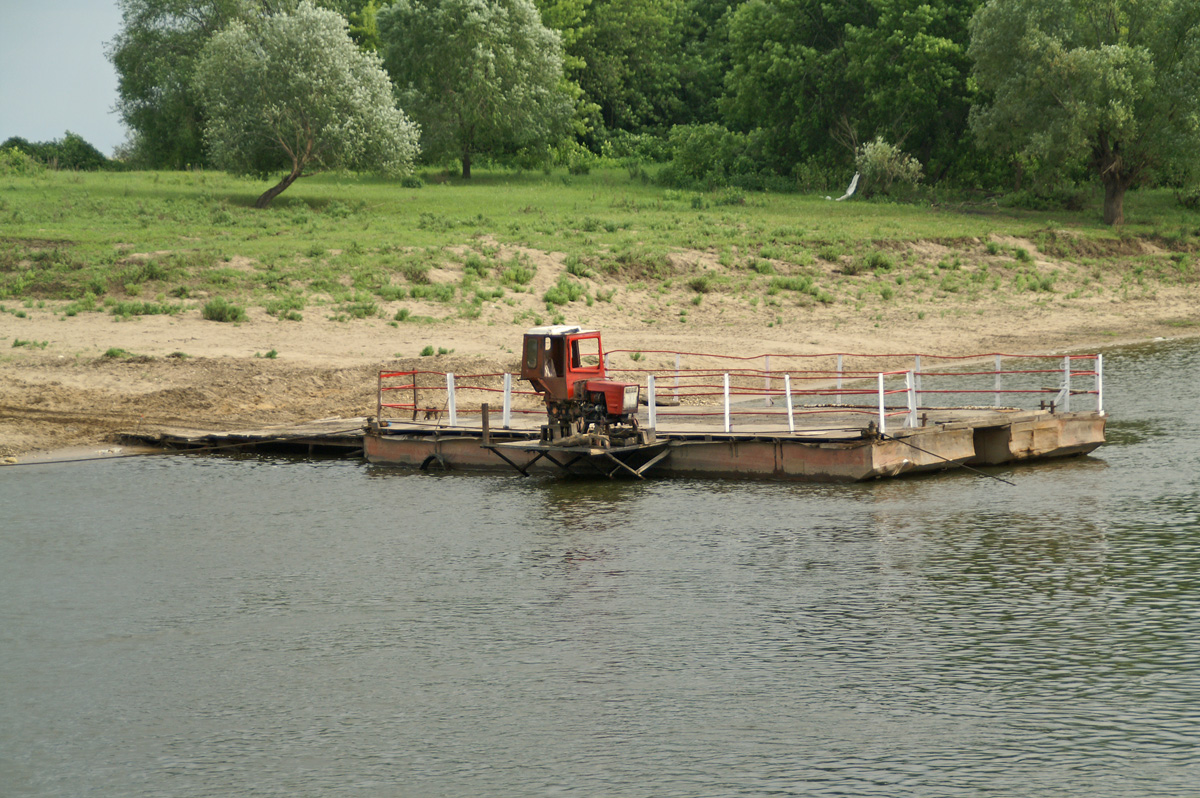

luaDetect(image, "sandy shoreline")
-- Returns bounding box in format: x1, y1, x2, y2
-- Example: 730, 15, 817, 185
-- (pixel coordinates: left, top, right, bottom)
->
2, 270, 1196, 461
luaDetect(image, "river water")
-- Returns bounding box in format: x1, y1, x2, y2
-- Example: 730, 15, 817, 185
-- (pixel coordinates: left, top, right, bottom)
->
2, 339, 1198, 797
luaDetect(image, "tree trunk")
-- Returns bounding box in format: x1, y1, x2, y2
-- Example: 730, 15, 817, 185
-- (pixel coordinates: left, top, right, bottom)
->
461, 147, 471, 179
1102, 176, 1126, 226
255, 167, 302, 209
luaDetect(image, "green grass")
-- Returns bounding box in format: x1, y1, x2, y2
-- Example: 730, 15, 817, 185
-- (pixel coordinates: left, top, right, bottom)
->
1, 166, 1197, 321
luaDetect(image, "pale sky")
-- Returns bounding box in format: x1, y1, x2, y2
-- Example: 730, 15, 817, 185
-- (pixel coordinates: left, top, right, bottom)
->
0, 0, 127, 156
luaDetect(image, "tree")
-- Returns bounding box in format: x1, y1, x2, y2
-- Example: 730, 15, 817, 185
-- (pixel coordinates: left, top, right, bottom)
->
969, 0, 1200, 225
195, 1, 419, 207
378, 0, 572, 178
722, 0, 871, 171
108, 0, 248, 168
843, 0, 980, 180
571, 0, 687, 134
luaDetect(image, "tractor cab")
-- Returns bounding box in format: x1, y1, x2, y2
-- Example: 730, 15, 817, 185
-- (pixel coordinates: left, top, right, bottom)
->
520, 325, 605, 400
519, 325, 641, 441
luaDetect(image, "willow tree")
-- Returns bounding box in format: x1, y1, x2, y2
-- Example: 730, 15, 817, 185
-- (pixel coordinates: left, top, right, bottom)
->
969, 0, 1200, 225
195, 1, 420, 207
378, 0, 572, 178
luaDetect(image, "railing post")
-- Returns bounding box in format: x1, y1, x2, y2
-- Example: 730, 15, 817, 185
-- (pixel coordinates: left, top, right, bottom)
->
1096, 354, 1104, 414
785, 374, 795, 434
1065, 357, 1075, 412
877, 372, 887, 435
502, 372, 512, 429
994, 355, 1002, 408
836, 354, 844, 404
446, 372, 457, 426
906, 370, 917, 428
647, 374, 657, 430
723, 373, 731, 433
377, 372, 383, 421
764, 354, 773, 406
913, 355, 922, 408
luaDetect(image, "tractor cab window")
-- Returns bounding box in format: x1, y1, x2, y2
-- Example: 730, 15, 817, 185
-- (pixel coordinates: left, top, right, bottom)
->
546, 338, 565, 377
572, 336, 601, 370
524, 336, 540, 371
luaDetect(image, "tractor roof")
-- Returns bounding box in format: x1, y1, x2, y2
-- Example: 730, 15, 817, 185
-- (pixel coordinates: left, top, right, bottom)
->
523, 324, 597, 337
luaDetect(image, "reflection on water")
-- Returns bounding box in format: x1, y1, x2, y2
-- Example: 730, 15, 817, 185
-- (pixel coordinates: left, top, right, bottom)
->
2, 339, 1199, 797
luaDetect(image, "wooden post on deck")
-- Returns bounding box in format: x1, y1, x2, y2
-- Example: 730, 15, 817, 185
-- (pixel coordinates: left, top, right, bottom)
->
481, 403, 491, 445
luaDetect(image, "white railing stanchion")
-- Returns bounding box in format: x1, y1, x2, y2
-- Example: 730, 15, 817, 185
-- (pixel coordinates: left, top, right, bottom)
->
764, 355, 773, 406
1096, 354, 1104, 414
723, 373, 731, 433
785, 374, 795, 434
647, 375, 657, 430
994, 355, 1003, 407
837, 354, 844, 404
1062, 355, 1072, 413
877, 372, 887, 435
913, 355, 922, 408
502, 372, 512, 428
674, 353, 681, 403
446, 372, 457, 426
906, 370, 917, 428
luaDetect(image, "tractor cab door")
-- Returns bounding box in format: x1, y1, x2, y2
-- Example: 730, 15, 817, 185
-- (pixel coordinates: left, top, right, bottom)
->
520, 333, 569, 398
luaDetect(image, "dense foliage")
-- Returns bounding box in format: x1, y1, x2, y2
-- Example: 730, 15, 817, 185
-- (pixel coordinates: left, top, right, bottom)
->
101, 0, 1200, 222
1, 133, 111, 171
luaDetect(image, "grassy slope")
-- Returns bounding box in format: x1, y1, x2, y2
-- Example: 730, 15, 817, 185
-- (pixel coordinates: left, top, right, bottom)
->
2, 167, 1198, 330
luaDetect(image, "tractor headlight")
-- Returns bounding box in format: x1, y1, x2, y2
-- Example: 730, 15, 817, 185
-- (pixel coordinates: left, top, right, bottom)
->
623, 385, 639, 414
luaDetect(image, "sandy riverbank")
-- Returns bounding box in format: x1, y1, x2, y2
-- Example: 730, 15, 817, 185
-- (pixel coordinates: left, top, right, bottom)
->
3, 260, 1195, 461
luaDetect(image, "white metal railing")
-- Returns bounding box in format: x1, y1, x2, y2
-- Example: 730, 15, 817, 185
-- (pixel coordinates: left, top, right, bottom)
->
376, 352, 1105, 433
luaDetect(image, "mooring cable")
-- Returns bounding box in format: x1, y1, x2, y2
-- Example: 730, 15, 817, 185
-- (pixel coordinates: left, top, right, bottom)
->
879, 431, 1017, 487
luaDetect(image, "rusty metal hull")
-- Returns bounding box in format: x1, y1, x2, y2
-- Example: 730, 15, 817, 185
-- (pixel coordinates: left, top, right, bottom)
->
968, 411, 1107, 465
363, 410, 1105, 481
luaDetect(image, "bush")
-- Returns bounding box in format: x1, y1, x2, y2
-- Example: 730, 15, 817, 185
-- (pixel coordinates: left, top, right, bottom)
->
202, 297, 247, 322
999, 185, 1089, 211
0, 146, 44, 175
1, 132, 109, 171
854, 137, 923, 197
1176, 185, 1200, 211
543, 274, 586, 306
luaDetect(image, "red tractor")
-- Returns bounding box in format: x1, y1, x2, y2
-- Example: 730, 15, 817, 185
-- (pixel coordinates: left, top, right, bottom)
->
519, 325, 645, 445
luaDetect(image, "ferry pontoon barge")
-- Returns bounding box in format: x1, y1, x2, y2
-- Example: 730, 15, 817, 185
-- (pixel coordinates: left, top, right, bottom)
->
364, 345, 1106, 482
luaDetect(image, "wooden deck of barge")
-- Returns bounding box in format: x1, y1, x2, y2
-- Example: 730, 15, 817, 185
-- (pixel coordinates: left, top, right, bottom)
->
120, 417, 368, 457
